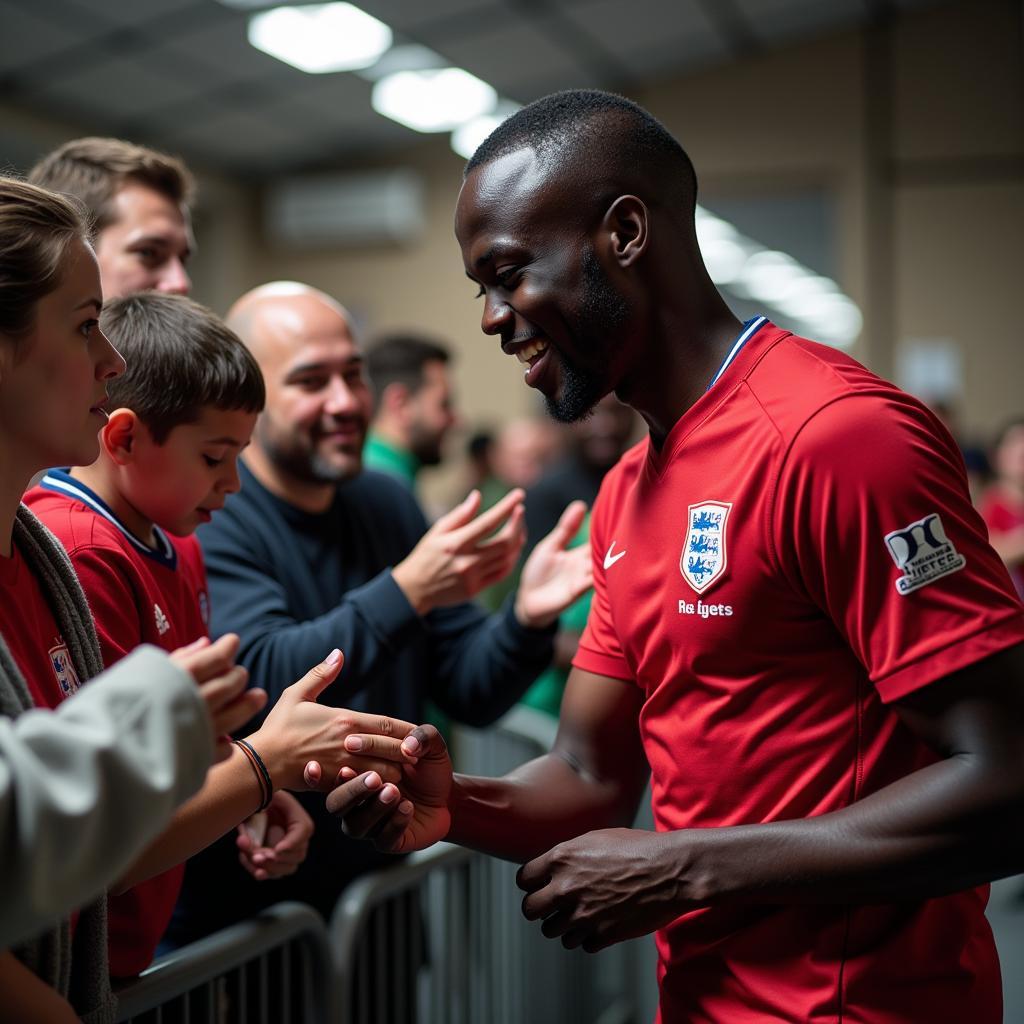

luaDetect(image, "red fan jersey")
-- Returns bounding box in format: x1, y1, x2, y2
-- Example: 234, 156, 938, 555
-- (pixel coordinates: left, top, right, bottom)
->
575, 321, 1024, 1023
27, 470, 210, 978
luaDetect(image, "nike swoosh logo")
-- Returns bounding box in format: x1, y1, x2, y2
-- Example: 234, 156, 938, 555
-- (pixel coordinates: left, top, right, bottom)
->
603, 542, 626, 570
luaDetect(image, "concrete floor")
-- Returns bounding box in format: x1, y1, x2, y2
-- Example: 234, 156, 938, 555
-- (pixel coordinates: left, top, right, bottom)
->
989, 876, 1024, 1020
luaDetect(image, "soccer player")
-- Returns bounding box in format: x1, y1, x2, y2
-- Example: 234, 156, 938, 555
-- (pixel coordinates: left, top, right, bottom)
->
26, 292, 418, 978
327, 90, 1024, 1023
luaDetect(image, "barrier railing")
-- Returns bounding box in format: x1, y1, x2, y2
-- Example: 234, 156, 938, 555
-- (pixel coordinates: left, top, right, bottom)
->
114, 901, 338, 1024
113, 706, 658, 1024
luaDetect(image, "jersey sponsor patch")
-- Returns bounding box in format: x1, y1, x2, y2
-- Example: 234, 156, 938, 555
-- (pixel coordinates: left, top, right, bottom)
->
681, 501, 731, 594
48, 641, 80, 697
884, 512, 966, 595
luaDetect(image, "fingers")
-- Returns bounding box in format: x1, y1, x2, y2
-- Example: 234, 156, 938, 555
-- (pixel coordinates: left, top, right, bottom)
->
450, 488, 525, 550
210, 685, 267, 739
430, 489, 482, 533
286, 648, 344, 703
328, 774, 413, 849
172, 633, 241, 684
335, 752, 404, 785
303, 760, 322, 788
343, 732, 418, 763
398, 723, 448, 761
198, 663, 249, 714
545, 500, 588, 550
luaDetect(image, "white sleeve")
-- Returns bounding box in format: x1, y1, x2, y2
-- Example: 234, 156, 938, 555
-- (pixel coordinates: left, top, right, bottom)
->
0, 645, 213, 948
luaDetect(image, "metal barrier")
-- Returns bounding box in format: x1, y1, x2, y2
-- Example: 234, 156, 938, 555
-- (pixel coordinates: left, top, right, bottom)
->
111, 706, 659, 1024
114, 901, 338, 1024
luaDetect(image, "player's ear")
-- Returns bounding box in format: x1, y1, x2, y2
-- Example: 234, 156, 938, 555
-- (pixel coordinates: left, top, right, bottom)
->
101, 408, 140, 465
601, 194, 649, 269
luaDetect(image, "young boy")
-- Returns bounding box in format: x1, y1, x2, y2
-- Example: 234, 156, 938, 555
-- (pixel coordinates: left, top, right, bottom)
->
25, 294, 406, 978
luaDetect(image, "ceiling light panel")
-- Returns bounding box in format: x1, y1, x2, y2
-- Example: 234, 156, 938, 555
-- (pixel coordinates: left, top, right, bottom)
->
248, 3, 392, 74
372, 67, 497, 132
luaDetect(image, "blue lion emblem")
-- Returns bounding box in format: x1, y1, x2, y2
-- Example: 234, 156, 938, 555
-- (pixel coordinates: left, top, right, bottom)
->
688, 534, 719, 555
691, 511, 721, 531
687, 555, 715, 582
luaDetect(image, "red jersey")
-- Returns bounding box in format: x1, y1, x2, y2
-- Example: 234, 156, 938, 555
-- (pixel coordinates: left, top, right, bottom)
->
26, 470, 210, 978
575, 321, 1024, 1023
0, 533, 82, 710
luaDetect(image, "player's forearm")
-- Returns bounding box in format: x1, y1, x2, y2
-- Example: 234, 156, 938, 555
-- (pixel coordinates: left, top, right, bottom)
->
448, 752, 638, 862
680, 753, 1024, 907
113, 746, 261, 891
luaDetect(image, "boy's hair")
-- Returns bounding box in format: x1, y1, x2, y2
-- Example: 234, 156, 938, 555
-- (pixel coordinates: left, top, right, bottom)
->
366, 333, 451, 398
28, 137, 195, 237
0, 176, 90, 342
101, 293, 265, 443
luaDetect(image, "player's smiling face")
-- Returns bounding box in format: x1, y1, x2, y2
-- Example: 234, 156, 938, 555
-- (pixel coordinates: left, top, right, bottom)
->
456, 148, 630, 423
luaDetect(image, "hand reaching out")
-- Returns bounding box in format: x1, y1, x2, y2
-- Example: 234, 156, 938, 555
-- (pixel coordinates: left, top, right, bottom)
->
392, 488, 526, 615
514, 500, 593, 629
323, 724, 454, 854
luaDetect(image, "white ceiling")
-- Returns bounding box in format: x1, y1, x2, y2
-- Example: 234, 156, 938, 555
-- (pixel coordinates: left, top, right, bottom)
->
0, 0, 948, 178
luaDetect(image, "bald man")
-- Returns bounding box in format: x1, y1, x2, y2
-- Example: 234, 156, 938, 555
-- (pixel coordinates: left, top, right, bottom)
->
165, 281, 591, 946
328, 90, 1024, 1024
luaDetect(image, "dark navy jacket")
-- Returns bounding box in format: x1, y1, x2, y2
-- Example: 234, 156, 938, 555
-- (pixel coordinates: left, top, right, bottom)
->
168, 461, 554, 941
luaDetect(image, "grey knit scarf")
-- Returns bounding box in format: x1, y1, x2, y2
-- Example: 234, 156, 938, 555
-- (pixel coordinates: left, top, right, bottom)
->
1, 505, 116, 1024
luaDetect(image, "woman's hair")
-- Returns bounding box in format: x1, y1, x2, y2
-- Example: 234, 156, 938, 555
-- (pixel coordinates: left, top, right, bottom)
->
0, 176, 90, 342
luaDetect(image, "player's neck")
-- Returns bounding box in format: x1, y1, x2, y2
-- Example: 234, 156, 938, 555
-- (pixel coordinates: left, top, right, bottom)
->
70, 462, 159, 548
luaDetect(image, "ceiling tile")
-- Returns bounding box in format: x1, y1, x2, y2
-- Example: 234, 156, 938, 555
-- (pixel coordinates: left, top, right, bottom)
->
63, 0, 204, 26
421, 18, 597, 101
27, 49, 222, 122
561, 0, 719, 60
0, 1, 99, 70
734, 0, 864, 46
357, 0, 507, 36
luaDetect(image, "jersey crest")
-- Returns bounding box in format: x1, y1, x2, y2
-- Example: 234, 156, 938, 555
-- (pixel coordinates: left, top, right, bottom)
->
681, 501, 731, 594
48, 640, 81, 698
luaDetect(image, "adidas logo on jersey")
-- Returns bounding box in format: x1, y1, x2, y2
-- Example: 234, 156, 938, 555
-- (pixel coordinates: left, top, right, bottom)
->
154, 603, 171, 635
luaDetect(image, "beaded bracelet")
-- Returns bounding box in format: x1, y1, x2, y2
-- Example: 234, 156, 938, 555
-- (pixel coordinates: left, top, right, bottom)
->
234, 738, 274, 812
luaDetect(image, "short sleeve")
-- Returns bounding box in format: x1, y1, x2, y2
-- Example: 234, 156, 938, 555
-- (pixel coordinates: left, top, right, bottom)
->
772, 396, 1024, 703
573, 477, 634, 682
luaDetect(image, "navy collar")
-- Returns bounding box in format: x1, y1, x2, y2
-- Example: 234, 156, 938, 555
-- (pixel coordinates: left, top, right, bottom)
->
706, 315, 768, 392
38, 469, 177, 570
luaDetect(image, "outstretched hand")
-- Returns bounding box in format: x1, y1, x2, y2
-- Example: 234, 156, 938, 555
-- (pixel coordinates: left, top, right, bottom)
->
515, 500, 593, 629
322, 724, 454, 854
392, 488, 526, 616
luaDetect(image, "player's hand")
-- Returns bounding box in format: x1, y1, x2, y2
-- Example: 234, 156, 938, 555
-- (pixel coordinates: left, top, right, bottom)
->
246, 649, 418, 791
169, 634, 265, 763
237, 791, 313, 881
517, 828, 691, 952
514, 501, 593, 629
392, 489, 526, 615
325, 724, 453, 853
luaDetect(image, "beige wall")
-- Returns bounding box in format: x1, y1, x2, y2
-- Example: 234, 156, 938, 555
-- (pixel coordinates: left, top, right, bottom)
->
4, 0, 1021, 448
248, 0, 1024, 444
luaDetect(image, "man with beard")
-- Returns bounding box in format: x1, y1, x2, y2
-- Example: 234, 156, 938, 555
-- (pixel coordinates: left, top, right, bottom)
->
165, 281, 591, 947
327, 91, 1024, 1023
364, 333, 457, 492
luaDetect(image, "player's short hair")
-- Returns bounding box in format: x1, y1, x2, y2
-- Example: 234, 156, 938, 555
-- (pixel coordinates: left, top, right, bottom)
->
0, 176, 90, 343
465, 89, 697, 218
28, 137, 195, 237
366, 333, 451, 398
101, 293, 264, 444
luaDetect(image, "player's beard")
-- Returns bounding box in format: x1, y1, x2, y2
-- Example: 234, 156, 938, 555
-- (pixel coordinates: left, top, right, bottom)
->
544, 247, 630, 425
